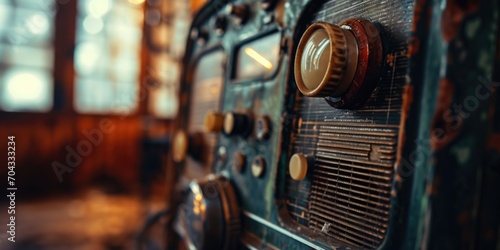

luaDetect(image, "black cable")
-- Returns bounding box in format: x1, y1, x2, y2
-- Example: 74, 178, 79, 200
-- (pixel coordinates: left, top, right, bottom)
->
135, 209, 170, 250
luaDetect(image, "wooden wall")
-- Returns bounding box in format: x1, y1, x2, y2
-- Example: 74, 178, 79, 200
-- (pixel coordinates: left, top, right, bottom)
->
0, 0, 174, 199
0, 114, 147, 197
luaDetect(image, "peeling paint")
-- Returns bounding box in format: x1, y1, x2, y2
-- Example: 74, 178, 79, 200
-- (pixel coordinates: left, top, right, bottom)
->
465, 18, 481, 39
408, 37, 420, 56
486, 134, 500, 152
441, 0, 480, 42
431, 78, 461, 150
452, 144, 471, 164
396, 84, 414, 185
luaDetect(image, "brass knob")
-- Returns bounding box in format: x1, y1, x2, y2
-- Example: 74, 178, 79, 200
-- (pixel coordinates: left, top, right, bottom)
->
289, 153, 308, 181
294, 21, 359, 97
204, 110, 224, 133
251, 156, 266, 178
172, 130, 189, 162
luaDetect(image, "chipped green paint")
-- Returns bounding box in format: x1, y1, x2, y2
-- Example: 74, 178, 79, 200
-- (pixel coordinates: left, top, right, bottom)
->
451, 140, 472, 165
403, 0, 500, 248
466, 18, 481, 39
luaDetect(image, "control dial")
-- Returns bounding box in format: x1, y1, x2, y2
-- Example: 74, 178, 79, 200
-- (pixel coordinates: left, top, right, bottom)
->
255, 116, 271, 140
181, 175, 240, 250
294, 19, 383, 109
172, 130, 205, 163
223, 112, 253, 136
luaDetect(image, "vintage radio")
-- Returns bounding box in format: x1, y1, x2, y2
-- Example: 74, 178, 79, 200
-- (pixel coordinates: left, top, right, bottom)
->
168, 0, 500, 249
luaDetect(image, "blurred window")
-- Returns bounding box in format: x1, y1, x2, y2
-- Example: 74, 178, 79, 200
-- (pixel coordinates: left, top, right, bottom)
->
145, 0, 190, 119
0, 0, 56, 112
74, 0, 144, 114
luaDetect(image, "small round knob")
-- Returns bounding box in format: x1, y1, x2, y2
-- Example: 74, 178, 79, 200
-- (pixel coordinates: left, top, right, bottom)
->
289, 153, 308, 181
231, 151, 246, 173
193, 28, 209, 46
172, 130, 205, 163
172, 130, 189, 162
251, 156, 266, 178
261, 0, 278, 10
215, 15, 228, 36
223, 112, 253, 136
182, 174, 240, 249
295, 21, 359, 97
204, 110, 224, 133
225, 3, 250, 25
255, 116, 271, 140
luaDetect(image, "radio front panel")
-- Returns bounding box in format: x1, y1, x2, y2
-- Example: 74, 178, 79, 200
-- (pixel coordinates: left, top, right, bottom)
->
169, 0, 500, 249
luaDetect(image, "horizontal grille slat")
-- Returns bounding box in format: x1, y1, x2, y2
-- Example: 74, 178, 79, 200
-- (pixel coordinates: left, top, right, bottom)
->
310, 186, 390, 216
311, 189, 387, 219
317, 153, 394, 168
315, 158, 393, 175
309, 195, 389, 227
309, 216, 380, 248
296, 133, 397, 147
314, 168, 391, 188
308, 206, 386, 238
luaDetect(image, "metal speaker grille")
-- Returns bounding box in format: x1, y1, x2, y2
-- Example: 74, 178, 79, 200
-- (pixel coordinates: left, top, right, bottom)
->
285, 0, 414, 248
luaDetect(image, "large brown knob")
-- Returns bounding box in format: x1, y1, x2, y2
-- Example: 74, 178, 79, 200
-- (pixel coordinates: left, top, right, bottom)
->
294, 19, 383, 109
294, 21, 359, 97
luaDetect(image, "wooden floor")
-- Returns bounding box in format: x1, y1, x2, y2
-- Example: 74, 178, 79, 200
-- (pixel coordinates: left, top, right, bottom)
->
0, 189, 165, 250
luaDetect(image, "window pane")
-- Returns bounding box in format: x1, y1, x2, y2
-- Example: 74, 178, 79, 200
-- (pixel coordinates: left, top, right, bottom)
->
2, 45, 54, 69
74, 0, 144, 114
0, 68, 53, 112
0, 2, 55, 112
74, 78, 138, 114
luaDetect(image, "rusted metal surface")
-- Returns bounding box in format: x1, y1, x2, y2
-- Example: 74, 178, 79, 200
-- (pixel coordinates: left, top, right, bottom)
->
441, 0, 480, 42
430, 78, 460, 150
401, 0, 500, 248
475, 26, 500, 250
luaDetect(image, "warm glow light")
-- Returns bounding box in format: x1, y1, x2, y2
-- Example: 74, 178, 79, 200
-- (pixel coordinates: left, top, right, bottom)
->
6, 72, 45, 102
210, 85, 218, 94
244, 47, 273, 70
75, 42, 101, 75
195, 194, 203, 202
1, 70, 52, 112
26, 14, 50, 35
128, 0, 145, 5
